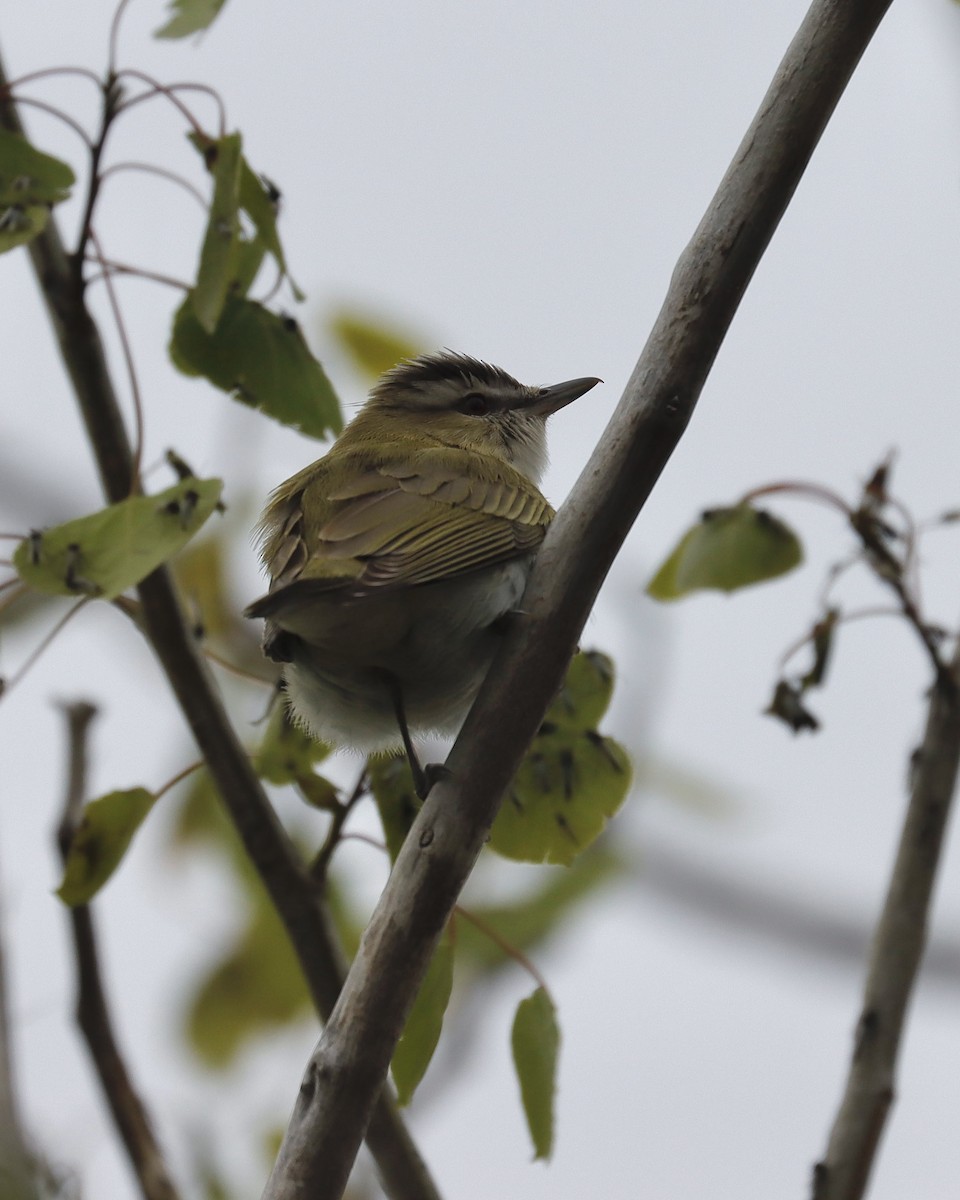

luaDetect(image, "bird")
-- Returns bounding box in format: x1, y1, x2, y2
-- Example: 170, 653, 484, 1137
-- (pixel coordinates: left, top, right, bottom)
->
244, 350, 600, 797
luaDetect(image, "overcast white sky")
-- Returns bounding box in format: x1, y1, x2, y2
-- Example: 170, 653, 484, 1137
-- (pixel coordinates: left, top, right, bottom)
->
2, 0, 960, 1197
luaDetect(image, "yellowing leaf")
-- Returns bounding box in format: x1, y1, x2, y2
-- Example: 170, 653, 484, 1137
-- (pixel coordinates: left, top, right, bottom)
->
174, 535, 232, 639
170, 295, 342, 439
647, 504, 802, 600
544, 650, 614, 732
185, 905, 311, 1068
191, 132, 242, 332
512, 988, 559, 1160
57, 788, 156, 905
13, 478, 223, 600
155, 0, 227, 38
391, 934, 454, 1105
490, 731, 631, 865
329, 310, 424, 379
369, 753, 420, 862
255, 701, 330, 785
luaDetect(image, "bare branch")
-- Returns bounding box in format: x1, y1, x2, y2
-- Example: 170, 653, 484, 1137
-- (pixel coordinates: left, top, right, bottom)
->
0, 867, 43, 1200
811, 645, 960, 1200
261, 1, 896, 1196
57, 701, 183, 1200
0, 43, 440, 1200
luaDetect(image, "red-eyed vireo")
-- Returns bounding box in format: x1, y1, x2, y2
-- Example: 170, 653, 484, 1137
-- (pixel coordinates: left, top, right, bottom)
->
245, 351, 600, 796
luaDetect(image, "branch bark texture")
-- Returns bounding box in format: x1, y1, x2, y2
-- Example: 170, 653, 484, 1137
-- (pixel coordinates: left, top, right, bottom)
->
0, 46, 438, 1200
262, 1, 896, 1197
0, 867, 42, 1200
58, 702, 183, 1200
812, 646, 960, 1200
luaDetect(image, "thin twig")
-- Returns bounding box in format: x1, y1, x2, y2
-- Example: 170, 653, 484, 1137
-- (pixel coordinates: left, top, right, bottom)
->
0, 92, 93, 146
74, 76, 121, 281
85, 258, 191, 292
57, 701, 183, 1200
0, 43, 441, 1200
811, 639, 960, 1199
107, 0, 135, 76
310, 768, 369, 884
3, 64, 103, 90
87, 229, 146, 490
260, 2, 897, 1196
114, 71, 223, 136
98, 160, 208, 208
1, 597, 89, 697
0, 862, 44, 1200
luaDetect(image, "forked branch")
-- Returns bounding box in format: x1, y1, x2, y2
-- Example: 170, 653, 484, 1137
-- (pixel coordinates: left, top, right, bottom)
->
262, 1, 897, 1197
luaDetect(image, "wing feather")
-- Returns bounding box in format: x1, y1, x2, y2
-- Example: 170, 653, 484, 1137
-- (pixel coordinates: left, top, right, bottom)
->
256, 447, 553, 605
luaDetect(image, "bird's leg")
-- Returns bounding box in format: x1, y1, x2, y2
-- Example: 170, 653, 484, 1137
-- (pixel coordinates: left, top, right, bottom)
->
379, 671, 448, 800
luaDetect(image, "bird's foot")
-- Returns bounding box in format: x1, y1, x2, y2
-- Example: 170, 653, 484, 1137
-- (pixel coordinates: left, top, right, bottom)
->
412, 760, 452, 801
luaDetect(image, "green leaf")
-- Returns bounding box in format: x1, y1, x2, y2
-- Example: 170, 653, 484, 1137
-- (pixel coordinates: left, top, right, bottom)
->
185, 904, 311, 1068
490, 731, 631, 865
229, 232, 267, 297
57, 788, 156, 905
329, 310, 424, 379
0, 202, 52, 255
191, 132, 242, 332
294, 773, 339, 810
512, 988, 559, 1160
169, 767, 225, 850
544, 650, 615, 732
391, 934, 454, 1105
255, 701, 330, 785
170, 295, 342, 438
238, 160, 303, 299
647, 504, 803, 600
369, 753, 420, 862
189, 133, 302, 301
0, 131, 75, 255
155, 0, 228, 38
0, 130, 75, 206
175, 534, 232, 639
13, 478, 223, 600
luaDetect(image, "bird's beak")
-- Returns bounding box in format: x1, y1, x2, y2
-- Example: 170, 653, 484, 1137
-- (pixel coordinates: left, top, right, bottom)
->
522, 375, 602, 417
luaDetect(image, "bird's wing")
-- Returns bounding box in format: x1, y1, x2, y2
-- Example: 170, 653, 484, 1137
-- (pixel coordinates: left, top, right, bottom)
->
246, 449, 552, 618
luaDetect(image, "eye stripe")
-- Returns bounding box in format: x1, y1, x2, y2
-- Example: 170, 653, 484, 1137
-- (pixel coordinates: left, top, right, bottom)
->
458, 393, 491, 416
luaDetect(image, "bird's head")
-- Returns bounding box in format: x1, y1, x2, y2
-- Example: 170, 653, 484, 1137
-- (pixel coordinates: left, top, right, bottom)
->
354, 351, 600, 483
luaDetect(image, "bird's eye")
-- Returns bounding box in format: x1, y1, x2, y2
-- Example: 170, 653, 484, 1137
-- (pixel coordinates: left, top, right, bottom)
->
459, 393, 490, 416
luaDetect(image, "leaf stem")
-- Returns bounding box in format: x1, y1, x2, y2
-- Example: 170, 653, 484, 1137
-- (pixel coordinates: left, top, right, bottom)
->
114, 70, 225, 137
453, 907, 552, 1000
98, 159, 209, 208
739, 480, 851, 515
1, 598, 89, 697
87, 228, 146, 492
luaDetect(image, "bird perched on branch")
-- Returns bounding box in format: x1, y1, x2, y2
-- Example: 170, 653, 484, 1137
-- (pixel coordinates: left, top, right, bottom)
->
245, 351, 600, 797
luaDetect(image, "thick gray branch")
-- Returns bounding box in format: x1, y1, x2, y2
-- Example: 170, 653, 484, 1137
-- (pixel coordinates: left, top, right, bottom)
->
262, 1, 896, 1196
811, 647, 960, 1200
0, 45, 438, 1200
